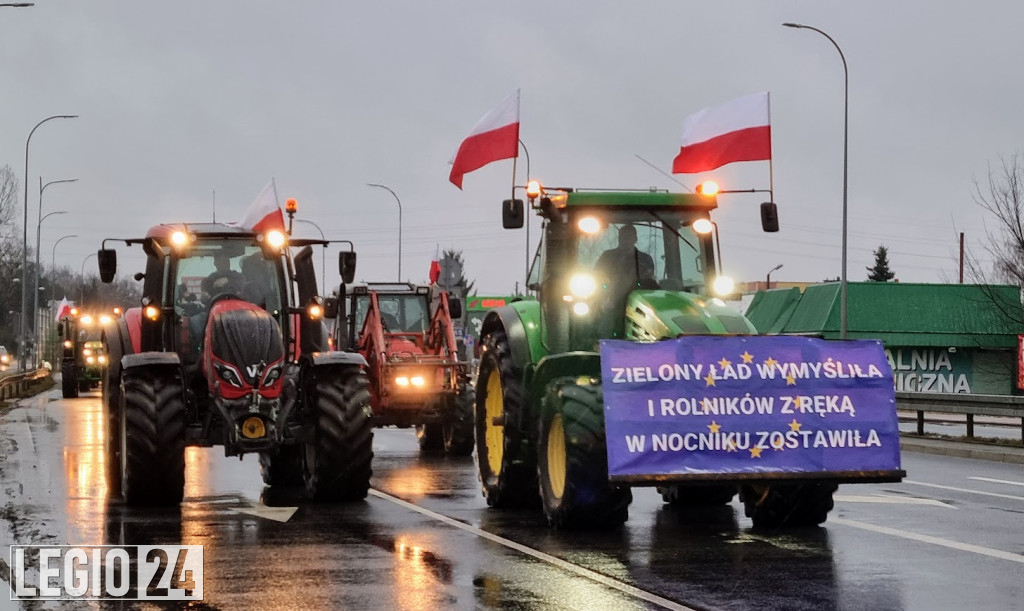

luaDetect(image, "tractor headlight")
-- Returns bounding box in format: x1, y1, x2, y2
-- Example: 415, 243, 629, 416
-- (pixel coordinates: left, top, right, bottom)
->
569, 273, 596, 299
572, 302, 590, 316
410, 375, 426, 387
261, 364, 283, 387
63, 340, 72, 349
82, 348, 92, 356
98, 355, 107, 364
395, 376, 410, 387
692, 218, 713, 234
99, 315, 112, 325
266, 230, 287, 249
214, 362, 245, 388
712, 275, 735, 296
144, 305, 160, 321
86, 356, 95, 364
80, 315, 93, 325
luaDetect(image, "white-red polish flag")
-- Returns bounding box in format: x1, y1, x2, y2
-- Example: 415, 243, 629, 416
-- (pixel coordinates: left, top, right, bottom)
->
55, 297, 72, 322
449, 90, 520, 189
239, 179, 286, 233
672, 92, 771, 174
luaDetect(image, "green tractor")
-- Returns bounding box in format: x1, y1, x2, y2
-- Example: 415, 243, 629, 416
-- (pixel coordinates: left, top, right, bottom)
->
475, 184, 879, 529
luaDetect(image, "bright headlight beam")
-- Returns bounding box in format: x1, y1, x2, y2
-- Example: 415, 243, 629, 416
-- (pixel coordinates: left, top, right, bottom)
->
569, 273, 597, 298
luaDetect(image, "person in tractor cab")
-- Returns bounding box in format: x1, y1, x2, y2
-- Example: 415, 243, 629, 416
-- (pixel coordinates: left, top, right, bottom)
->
241, 252, 273, 308
594, 223, 658, 338
202, 250, 245, 301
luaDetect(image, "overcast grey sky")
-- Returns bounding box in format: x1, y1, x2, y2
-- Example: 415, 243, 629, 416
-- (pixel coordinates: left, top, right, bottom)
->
1, 1, 1019, 294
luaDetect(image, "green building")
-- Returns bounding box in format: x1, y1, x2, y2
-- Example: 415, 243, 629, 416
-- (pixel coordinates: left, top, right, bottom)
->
745, 282, 1024, 395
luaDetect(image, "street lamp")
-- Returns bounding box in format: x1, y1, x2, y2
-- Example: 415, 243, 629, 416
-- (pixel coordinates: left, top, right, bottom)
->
20, 114, 77, 370
366, 183, 402, 281
766, 263, 783, 289
294, 219, 327, 288
80, 252, 96, 304
51, 234, 77, 273
783, 22, 848, 339
34, 178, 76, 350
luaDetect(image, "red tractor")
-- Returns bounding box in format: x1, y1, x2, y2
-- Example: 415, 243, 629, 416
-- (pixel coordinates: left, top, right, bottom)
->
96, 213, 371, 505
336, 283, 473, 455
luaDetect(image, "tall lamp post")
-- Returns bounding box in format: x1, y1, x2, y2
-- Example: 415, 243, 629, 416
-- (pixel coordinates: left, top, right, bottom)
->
766, 263, 783, 290
51, 234, 77, 274
21, 114, 77, 370
80, 252, 96, 304
34, 178, 76, 350
783, 22, 849, 339
366, 183, 402, 282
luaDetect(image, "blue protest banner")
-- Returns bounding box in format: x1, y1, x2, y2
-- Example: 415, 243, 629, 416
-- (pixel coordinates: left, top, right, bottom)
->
600, 336, 902, 479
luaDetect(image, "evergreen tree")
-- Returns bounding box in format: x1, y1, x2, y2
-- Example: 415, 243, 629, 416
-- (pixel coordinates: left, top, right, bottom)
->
866, 245, 895, 282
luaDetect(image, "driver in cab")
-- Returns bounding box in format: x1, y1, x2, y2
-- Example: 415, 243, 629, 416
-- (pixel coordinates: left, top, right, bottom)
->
202, 251, 244, 301
594, 223, 657, 336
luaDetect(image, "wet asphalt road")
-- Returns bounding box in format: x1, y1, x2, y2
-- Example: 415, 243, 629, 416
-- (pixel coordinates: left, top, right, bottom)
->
1, 388, 1023, 610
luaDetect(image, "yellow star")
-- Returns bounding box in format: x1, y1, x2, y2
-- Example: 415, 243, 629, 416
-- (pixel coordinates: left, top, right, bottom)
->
788, 419, 802, 432
705, 373, 716, 387
740, 351, 754, 364
764, 356, 778, 368
750, 446, 763, 458
718, 357, 732, 369
785, 373, 796, 386
708, 420, 721, 434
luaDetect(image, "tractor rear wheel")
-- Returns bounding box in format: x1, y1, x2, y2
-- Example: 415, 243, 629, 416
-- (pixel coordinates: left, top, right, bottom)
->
259, 445, 304, 486
537, 377, 631, 529
659, 484, 737, 507
739, 482, 837, 528
443, 385, 475, 456
61, 361, 78, 399
303, 365, 373, 501
120, 367, 186, 506
475, 328, 537, 508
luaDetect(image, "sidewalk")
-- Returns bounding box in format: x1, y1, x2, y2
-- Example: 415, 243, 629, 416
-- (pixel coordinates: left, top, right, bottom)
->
899, 434, 1024, 465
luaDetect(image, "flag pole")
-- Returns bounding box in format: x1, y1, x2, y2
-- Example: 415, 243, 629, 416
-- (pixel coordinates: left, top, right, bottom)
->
767, 92, 775, 201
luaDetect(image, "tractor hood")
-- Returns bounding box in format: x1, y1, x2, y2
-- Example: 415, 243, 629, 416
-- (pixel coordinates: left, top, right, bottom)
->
623, 290, 757, 341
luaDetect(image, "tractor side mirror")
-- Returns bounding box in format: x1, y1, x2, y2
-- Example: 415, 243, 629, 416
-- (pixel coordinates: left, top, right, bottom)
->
98, 249, 117, 283
339, 251, 357, 284
760, 202, 779, 233
448, 294, 462, 319
502, 199, 524, 229
323, 296, 339, 319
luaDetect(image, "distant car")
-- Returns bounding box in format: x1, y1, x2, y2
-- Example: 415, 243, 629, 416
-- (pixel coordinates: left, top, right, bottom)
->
0, 345, 9, 367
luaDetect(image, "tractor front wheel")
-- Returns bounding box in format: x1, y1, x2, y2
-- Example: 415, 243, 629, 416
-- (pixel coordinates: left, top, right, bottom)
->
119, 367, 186, 506
537, 377, 631, 529
739, 482, 838, 528
475, 328, 537, 508
443, 385, 475, 456
303, 365, 373, 501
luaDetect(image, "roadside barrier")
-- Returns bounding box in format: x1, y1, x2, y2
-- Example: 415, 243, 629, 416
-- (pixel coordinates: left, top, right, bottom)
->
0, 369, 51, 401
896, 391, 1024, 444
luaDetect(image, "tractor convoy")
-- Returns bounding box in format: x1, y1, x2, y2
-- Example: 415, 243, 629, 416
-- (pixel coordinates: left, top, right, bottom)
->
57, 308, 114, 398
83, 182, 902, 531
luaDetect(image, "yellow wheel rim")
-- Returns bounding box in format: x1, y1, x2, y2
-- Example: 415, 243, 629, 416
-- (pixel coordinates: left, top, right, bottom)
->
484, 368, 504, 475
546, 414, 566, 500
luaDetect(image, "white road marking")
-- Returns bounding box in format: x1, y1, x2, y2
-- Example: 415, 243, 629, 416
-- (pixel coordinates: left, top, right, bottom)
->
968, 476, 1024, 488
903, 479, 1024, 502
230, 503, 297, 522
369, 489, 694, 611
830, 517, 1024, 564
835, 494, 953, 508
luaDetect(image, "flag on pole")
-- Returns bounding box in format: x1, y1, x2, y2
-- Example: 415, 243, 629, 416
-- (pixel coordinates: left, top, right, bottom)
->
238, 179, 286, 232
55, 297, 72, 322
449, 90, 520, 189
672, 92, 771, 174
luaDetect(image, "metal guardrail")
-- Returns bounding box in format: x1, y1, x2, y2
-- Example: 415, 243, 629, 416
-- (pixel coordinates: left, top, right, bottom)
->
0, 368, 51, 402
895, 391, 1024, 443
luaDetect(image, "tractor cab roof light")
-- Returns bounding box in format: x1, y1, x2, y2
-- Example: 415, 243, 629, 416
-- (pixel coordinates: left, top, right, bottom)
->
696, 180, 720, 197
692, 218, 714, 234
526, 180, 542, 201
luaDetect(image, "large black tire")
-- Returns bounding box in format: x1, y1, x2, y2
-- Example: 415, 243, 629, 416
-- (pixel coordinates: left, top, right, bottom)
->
659, 484, 737, 507
259, 445, 304, 486
475, 328, 537, 508
120, 367, 186, 506
102, 334, 125, 498
416, 423, 445, 454
61, 361, 78, 399
739, 482, 838, 528
303, 365, 374, 501
443, 385, 475, 456
537, 377, 631, 529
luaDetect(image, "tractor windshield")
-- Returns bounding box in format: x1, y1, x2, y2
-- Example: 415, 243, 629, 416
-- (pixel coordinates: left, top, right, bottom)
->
355, 293, 430, 335
574, 209, 710, 294
173, 240, 283, 312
